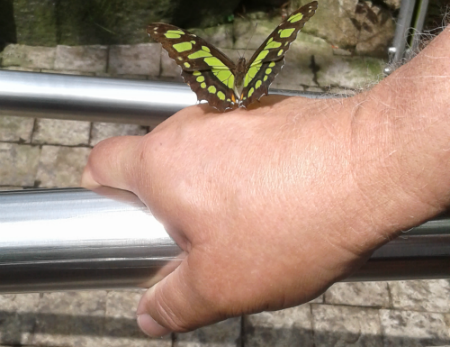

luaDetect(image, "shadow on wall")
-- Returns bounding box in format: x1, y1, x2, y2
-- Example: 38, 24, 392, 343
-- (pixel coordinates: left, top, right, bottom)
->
0, 310, 449, 346
6, 0, 240, 47
0, 0, 17, 51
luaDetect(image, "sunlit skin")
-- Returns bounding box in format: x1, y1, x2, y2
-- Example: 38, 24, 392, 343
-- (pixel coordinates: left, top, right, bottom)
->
82, 27, 450, 336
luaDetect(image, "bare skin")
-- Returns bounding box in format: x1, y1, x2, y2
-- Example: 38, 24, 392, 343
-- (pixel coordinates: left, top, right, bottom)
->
82, 27, 450, 336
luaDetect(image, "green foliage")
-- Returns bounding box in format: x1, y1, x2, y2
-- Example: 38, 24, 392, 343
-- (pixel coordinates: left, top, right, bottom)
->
55, 0, 174, 45
424, 0, 450, 30
13, 0, 58, 46
11, 0, 175, 46
0, 0, 16, 50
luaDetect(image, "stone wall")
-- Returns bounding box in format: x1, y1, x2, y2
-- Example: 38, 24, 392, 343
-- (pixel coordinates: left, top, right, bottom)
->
1, 1, 449, 346
0, 281, 449, 345
2, 0, 396, 59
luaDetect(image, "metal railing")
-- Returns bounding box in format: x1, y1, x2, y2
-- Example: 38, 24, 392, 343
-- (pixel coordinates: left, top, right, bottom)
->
0, 70, 335, 126
0, 188, 449, 293
385, 0, 430, 74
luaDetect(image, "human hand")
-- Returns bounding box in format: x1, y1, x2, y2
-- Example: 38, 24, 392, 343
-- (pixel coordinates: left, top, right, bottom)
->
82, 83, 447, 336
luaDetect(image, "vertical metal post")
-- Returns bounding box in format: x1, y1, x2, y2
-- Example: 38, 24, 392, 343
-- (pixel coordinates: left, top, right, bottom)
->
385, 0, 417, 74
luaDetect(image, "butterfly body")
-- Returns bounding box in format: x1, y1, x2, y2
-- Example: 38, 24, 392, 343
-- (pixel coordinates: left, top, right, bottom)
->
148, 1, 318, 112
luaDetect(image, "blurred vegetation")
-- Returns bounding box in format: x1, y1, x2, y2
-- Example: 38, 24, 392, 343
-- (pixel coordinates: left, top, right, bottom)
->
0, 0, 16, 50
0, 0, 306, 48
2, 0, 247, 47
11, 0, 177, 46
424, 0, 450, 31
1, 0, 446, 49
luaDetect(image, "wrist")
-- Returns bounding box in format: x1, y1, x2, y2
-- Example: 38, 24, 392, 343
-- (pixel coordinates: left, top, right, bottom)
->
345, 27, 450, 244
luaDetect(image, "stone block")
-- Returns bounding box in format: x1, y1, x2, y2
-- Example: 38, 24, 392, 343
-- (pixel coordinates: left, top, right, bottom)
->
380, 309, 450, 346
109, 44, 161, 76
219, 49, 242, 64
40, 69, 94, 76
0, 143, 40, 186
160, 49, 183, 80
305, 86, 324, 93
175, 317, 241, 347
114, 74, 148, 80
327, 87, 357, 96
54, 45, 108, 73
388, 280, 450, 313
90, 123, 148, 146
32, 119, 90, 146
271, 34, 332, 90
290, 0, 394, 57
36, 145, 90, 187
353, 3, 396, 57
245, 305, 313, 346
103, 289, 171, 346
385, 0, 401, 9
0, 294, 41, 313
312, 304, 383, 347
38, 291, 107, 315
233, 18, 278, 51
0, 66, 39, 72
106, 290, 143, 319
0, 186, 23, 191
1, 44, 55, 69
0, 307, 38, 345
0, 290, 170, 347
325, 282, 390, 307
0, 115, 34, 142
308, 295, 324, 304
190, 24, 234, 50
32, 291, 107, 346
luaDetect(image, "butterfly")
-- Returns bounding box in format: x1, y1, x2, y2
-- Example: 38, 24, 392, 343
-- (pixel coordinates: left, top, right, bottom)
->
148, 1, 318, 112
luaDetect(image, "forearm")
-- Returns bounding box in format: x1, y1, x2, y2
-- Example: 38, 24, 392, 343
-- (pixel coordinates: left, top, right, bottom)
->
350, 26, 450, 242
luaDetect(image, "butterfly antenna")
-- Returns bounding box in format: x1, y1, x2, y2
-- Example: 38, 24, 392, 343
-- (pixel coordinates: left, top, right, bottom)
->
225, 25, 242, 61
242, 22, 258, 60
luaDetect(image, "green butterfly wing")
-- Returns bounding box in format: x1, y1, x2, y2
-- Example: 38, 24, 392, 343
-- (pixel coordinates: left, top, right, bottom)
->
148, 1, 317, 111
148, 23, 238, 111
240, 1, 318, 108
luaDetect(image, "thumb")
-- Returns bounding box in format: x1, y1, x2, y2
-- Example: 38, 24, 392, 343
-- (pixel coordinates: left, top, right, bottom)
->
136, 253, 226, 336
136, 285, 172, 337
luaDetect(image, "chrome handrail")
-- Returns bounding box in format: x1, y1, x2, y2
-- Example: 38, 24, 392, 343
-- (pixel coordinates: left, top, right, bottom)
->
0, 188, 449, 293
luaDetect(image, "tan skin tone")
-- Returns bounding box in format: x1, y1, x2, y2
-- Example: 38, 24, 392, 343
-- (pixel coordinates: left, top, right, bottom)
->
82, 27, 450, 336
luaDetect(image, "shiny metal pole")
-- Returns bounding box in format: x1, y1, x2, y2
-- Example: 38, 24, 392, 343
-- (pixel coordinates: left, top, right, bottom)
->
0, 70, 196, 125
385, 0, 416, 74
0, 188, 449, 293
0, 188, 182, 293
0, 70, 337, 126
351, 221, 450, 281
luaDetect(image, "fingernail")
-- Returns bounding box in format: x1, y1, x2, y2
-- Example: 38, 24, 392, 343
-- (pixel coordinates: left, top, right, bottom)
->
137, 313, 171, 338
80, 166, 98, 188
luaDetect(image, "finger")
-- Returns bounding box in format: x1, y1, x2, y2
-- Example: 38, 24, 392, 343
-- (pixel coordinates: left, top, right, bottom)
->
80, 165, 101, 189
136, 286, 172, 337
136, 254, 223, 336
81, 136, 144, 191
